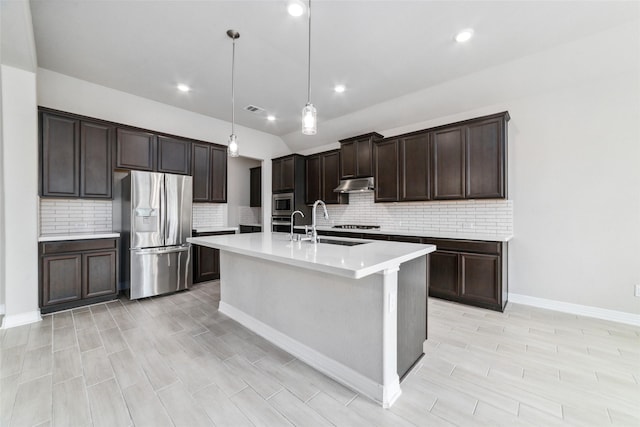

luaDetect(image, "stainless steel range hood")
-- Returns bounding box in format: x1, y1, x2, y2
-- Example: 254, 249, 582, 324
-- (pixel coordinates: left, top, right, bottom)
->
333, 177, 374, 193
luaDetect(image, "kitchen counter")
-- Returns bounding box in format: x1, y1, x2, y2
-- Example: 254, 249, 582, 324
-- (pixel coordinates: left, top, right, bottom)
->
188, 232, 433, 407
297, 225, 512, 242
193, 226, 239, 233
38, 232, 120, 242
188, 231, 433, 279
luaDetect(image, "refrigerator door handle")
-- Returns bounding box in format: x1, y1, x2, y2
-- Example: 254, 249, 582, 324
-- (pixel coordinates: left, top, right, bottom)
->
132, 245, 190, 255
159, 174, 167, 246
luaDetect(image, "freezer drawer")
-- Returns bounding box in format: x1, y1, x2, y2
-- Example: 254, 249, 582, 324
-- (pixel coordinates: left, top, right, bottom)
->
129, 245, 192, 299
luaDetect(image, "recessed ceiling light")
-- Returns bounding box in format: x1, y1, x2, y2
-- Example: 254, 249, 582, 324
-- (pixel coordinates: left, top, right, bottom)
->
287, 0, 305, 17
334, 84, 346, 93
177, 84, 190, 92
455, 29, 474, 43
267, 115, 276, 121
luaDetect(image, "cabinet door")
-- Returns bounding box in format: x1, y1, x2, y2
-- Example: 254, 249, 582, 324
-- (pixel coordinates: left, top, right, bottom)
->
280, 156, 295, 191
82, 251, 117, 298
157, 136, 191, 175
250, 167, 262, 207
465, 118, 505, 199
374, 139, 399, 202
356, 138, 373, 177
41, 113, 80, 197
272, 159, 282, 192
460, 253, 500, 308
340, 141, 356, 178
42, 254, 82, 307
194, 245, 220, 283
80, 121, 113, 199
400, 133, 430, 201
305, 155, 321, 204
210, 146, 227, 202
428, 251, 459, 299
192, 143, 211, 202
432, 126, 465, 199
322, 151, 345, 204
116, 128, 156, 171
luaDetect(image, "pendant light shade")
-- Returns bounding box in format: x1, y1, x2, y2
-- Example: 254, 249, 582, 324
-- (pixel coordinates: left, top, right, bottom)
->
227, 29, 240, 157
301, 0, 317, 135
302, 102, 317, 135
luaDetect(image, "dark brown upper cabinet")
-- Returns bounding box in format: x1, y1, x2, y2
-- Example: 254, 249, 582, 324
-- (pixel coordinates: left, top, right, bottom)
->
80, 121, 113, 199
41, 113, 80, 197
191, 142, 227, 203
432, 126, 466, 200
40, 111, 113, 199
373, 138, 399, 202
465, 116, 507, 199
306, 150, 348, 205
157, 136, 191, 175
272, 154, 304, 193
116, 128, 156, 171
339, 132, 383, 179
400, 132, 431, 201
250, 166, 262, 207
305, 155, 321, 204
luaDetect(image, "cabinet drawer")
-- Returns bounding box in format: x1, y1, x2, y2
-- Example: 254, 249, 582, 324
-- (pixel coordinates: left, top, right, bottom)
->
421, 238, 500, 254
41, 238, 118, 255
194, 231, 236, 237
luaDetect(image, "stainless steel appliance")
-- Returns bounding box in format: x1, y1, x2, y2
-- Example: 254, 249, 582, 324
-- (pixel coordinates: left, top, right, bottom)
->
333, 177, 375, 193
119, 171, 192, 299
333, 224, 381, 230
272, 192, 295, 216
272, 216, 291, 232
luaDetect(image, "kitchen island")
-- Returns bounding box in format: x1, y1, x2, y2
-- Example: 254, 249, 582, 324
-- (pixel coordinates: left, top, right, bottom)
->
187, 232, 435, 407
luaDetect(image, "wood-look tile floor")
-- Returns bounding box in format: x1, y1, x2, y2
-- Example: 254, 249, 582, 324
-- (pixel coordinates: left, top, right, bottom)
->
1, 281, 639, 426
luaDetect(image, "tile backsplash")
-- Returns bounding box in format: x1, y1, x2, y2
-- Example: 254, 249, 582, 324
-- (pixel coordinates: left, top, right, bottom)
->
192, 203, 227, 228
40, 199, 112, 235
316, 192, 513, 236
238, 206, 262, 225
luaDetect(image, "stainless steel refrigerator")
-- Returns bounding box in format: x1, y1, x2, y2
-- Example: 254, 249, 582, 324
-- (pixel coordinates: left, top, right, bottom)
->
119, 171, 193, 299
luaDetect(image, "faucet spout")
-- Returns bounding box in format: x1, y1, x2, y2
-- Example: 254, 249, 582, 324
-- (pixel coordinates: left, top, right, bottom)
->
290, 210, 305, 241
310, 200, 329, 243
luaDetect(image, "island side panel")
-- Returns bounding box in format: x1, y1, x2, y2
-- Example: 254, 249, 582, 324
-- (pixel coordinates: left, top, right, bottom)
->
219, 251, 385, 384
397, 255, 427, 379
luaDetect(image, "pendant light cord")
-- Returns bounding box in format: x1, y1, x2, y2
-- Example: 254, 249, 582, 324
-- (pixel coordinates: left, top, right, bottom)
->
307, 0, 311, 104
231, 36, 236, 135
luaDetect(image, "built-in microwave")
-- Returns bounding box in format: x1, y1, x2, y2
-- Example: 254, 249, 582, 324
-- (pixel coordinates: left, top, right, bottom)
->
272, 192, 294, 216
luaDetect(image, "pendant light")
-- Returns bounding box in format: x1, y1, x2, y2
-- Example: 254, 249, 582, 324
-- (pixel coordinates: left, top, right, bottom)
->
301, 0, 317, 135
227, 29, 240, 157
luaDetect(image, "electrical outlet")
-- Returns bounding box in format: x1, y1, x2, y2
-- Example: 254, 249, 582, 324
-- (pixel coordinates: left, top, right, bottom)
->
635, 284, 640, 297
463, 223, 475, 229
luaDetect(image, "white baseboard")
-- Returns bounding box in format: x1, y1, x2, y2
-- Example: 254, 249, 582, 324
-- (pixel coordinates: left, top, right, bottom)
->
508, 293, 640, 326
1, 310, 42, 329
220, 301, 392, 406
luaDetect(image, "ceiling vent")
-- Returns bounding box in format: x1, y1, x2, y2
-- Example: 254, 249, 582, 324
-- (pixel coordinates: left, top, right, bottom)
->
244, 104, 265, 114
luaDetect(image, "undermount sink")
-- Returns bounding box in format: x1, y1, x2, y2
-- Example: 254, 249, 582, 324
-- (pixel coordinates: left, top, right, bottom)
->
316, 238, 369, 247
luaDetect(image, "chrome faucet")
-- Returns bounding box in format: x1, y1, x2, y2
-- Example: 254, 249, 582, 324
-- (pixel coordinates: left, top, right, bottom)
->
290, 210, 305, 241
309, 200, 329, 243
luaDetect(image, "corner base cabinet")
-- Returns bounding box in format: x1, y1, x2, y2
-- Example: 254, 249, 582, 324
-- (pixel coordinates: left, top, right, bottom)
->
424, 238, 508, 311
39, 238, 119, 314
193, 230, 237, 283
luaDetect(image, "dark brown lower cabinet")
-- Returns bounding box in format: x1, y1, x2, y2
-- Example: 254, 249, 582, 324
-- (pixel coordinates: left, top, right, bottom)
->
193, 230, 236, 283
317, 229, 508, 312
40, 238, 119, 314
425, 238, 507, 311
239, 225, 262, 233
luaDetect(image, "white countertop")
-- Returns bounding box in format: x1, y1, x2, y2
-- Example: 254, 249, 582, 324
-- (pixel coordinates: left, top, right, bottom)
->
38, 232, 120, 242
188, 232, 435, 279
296, 225, 512, 242
194, 226, 239, 233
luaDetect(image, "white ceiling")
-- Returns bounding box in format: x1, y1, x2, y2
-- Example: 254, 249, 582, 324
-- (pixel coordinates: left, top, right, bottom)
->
22, 0, 640, 151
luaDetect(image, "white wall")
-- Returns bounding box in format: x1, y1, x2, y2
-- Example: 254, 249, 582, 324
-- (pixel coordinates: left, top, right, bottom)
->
36, 68, 292, 227
299, 24, 640, 315
0, 65, 40, 328
227, 156, 261, 227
